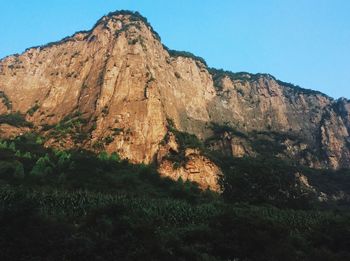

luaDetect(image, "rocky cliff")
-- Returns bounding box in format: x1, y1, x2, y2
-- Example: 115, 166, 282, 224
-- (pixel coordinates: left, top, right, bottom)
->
0, 11, 349, 190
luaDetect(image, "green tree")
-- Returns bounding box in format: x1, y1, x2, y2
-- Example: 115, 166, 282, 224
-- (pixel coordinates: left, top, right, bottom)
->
13, 161, 25, 179
0, 140, 8, 149
55, 150, 71, 169
98, 151, 109, 161
110, 152, 120, 162
22, 152, 32, 159
30, 154, 54, 177
8, 142, 16, 151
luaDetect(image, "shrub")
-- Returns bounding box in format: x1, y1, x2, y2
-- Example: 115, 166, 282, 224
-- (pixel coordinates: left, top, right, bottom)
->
166, 119, 204, 151
208, 68, 329, 98
0, 112, 33, 127
220, 157, 314, 208
98, 151, 109, 161
95, 10, 161, 42
0, 160, 24, 179
110, 152, 120, 162
30, 154, 54, 177
276, 79, 329, 97
165, 47, 208, 66
27, 103, 40, 116
210, 122, 247, 138
128, 39, 138, 45
104, 136, 114, 144
0, 91, 12, 110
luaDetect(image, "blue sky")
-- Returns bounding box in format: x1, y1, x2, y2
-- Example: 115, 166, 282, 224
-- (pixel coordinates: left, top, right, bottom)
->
1, 0, 349, 98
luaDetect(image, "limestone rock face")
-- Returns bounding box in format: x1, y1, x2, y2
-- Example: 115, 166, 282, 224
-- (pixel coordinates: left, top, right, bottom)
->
209, 72, 350, 169
158, 148, 222, 192
320, 104, 350, 169
0, 124, 31, 139
0, 11, 349, 191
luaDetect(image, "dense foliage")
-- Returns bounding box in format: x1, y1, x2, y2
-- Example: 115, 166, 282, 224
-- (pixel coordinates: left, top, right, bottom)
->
0, 133, 350, 260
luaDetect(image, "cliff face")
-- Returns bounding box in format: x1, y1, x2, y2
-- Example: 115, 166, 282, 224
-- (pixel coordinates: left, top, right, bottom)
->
0, 11, 349, 189
208, 72, 350, 169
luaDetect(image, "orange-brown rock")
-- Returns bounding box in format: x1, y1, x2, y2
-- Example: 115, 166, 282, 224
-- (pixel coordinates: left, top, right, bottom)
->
158, 148, 222, 192
0, 10, 349, 191
0, 124, 31, 139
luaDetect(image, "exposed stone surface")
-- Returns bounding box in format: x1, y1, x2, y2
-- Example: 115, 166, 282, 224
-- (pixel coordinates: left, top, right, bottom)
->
320, 106, 350, 169
0, 124, 30, 139
158, 148, 222, 192
0, 11, 349, 190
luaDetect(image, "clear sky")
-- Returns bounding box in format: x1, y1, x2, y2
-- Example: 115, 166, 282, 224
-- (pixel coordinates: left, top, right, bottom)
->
0, 0, 349, 98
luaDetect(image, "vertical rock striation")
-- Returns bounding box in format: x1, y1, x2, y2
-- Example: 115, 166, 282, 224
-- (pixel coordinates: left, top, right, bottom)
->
0, 11, 349, 189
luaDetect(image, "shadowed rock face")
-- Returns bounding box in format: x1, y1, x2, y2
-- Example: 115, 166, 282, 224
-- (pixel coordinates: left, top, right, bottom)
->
0, 11, 349, 189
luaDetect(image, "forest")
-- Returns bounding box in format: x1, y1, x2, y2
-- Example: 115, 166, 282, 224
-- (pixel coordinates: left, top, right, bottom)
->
0, 132, 349, 260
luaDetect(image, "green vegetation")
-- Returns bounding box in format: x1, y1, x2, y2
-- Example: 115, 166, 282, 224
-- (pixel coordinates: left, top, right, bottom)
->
5, 10, 346, 258
45, 111, 89, 143
128, 38, 138, 45
103, 136, 114, 144
209, 68, 270, 90
112, 127, 123, 135
100, 10, 161, 41
276, 79, 330, 97
26, 10, 161, 52
0, 132, 349, 260
209, 68, 330, 98
26, 103, 40, 116
218, 157, 314, 208
0, 91, 12, 110
205, 123, 314, 162
1, 185, 349, 261
165, 47, 208, 66
210, 122, 248, 139
167, 118, 204, 151
0, 112, 33, 127
164, 119, 206, 167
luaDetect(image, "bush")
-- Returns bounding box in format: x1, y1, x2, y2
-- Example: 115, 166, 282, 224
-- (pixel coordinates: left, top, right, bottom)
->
208, 67, 329, 98
30, 154, 54, 177
0, 112, 33, 127
210, 122, 247, 138
0, 130, 349, 260
0, 160, 24, 180
219, 157, 314, 208
276, 79, 329, 97
26, 103, 40, 116
0, 91, 12, 110
166, 118, 204, 151
165, 47, 207, 66
95, 10, 161, 42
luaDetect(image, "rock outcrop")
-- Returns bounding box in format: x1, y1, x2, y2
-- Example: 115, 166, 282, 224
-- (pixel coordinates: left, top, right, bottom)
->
0, 10, 349, 189
158, 148, 222, 192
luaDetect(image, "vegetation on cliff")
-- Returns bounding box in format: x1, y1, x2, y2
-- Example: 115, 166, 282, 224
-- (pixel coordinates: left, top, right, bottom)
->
0, 133, 350, 260
0, 9, 349, 261
0, 112, 33, 127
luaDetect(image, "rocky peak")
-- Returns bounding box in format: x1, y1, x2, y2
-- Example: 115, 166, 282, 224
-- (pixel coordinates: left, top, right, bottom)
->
1, 10, 350, 191
90, 10, 161, 42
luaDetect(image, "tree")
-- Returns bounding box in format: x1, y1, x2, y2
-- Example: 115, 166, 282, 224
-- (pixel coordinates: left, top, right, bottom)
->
30, 154, 54, 177
110, 152, 120, 162
13, 161, 25, 179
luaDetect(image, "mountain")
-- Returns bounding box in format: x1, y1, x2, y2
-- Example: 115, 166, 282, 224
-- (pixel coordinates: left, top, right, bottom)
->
1, 10, 350, 261
0, 10, 350, 191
